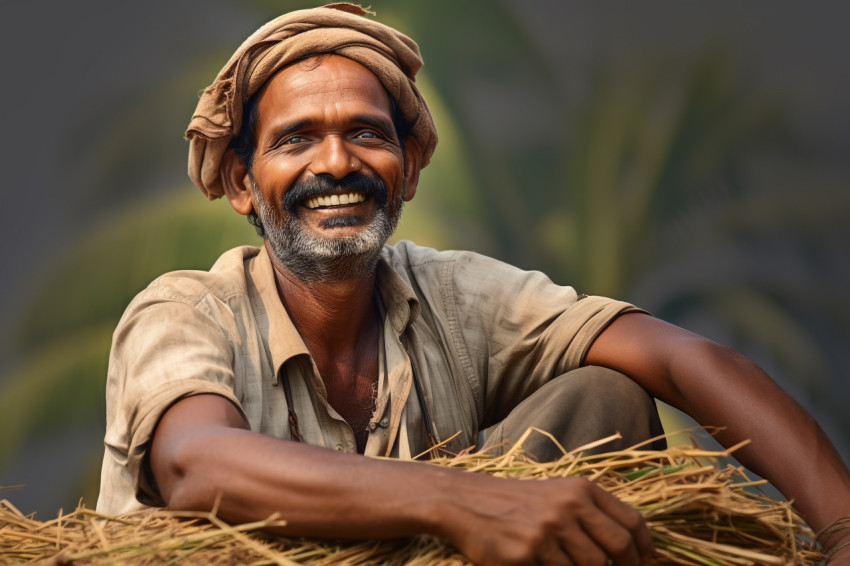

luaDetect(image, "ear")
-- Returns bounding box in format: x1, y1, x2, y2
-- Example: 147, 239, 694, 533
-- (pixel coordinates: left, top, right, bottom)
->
220, 150, 254, 215
401, 138, 423, 202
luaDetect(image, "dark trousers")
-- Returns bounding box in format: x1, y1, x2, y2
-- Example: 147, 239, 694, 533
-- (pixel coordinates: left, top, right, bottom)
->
477, 366, 666, 462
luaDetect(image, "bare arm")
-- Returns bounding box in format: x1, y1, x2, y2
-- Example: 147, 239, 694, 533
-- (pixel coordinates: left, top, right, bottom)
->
586, 312, 850, 560
150, 394, 654, 565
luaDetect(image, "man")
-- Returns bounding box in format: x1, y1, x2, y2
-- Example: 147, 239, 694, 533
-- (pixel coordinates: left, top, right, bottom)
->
98, 4, 850, 564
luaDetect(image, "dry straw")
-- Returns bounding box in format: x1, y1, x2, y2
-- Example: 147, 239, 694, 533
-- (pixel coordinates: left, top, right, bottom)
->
0, 431, 825, 565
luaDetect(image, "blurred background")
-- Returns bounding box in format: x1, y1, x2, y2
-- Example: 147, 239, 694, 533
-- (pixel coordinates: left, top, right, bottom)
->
1, 0, 848, 518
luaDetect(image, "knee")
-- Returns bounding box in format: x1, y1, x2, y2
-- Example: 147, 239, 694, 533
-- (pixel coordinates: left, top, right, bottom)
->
546, 365, 655, 414
555, 365, 666, 451
478, 366, 666, 460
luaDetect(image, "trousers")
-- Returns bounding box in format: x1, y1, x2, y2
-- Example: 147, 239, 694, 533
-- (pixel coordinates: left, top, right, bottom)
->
477, 366, 666, 462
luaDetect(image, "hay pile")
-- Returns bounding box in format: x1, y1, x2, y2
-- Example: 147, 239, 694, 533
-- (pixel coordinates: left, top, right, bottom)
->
1, 433, 824, 565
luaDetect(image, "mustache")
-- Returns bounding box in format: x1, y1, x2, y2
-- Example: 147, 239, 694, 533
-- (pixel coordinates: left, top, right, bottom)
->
282, 173, 388, 212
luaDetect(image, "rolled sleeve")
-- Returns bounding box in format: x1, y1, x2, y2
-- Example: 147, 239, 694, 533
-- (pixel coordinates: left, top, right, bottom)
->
447, 252, 644, 425
103, 290, 244, 509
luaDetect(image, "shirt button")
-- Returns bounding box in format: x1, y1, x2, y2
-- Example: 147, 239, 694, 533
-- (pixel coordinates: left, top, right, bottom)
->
335, 444, 344, 451
379, 418, 389, 427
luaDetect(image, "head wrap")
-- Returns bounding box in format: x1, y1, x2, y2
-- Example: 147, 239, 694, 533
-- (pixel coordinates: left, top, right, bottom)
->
185, 3, 438, 200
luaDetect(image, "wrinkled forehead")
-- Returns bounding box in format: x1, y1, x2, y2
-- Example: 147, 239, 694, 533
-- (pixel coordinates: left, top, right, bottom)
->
275, 54, 386, 96
255, 54, 393, 119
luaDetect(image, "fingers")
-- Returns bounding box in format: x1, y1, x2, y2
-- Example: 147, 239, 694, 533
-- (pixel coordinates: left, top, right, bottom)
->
446, 474, 652, 566
589, 483, 654, 561
536, 538, 577, 566
556, 479, 652, 566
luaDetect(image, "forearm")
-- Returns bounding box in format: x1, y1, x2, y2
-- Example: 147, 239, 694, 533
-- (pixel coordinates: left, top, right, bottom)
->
150, 395, 655, 563
664, 341, 850, 536
167, 429, 654, 562
157, 424, 451, 540
586, 312, 850, 555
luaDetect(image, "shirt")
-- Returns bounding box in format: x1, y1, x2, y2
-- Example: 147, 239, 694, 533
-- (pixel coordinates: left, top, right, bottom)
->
97, 241, 640, 515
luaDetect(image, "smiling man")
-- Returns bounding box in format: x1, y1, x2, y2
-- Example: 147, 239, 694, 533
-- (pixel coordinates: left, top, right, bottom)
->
223, 54, 421, 454
231, 54, 415, 286
97, 4, 850, 564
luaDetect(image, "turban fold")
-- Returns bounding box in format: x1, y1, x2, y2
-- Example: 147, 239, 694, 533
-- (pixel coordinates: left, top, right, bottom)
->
185, 3, 438, 200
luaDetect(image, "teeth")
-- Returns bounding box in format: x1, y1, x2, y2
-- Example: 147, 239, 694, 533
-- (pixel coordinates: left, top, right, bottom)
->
304, 192, 366, 209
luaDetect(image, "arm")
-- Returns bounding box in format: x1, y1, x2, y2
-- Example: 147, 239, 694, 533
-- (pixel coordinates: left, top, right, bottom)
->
150, 393, 654, 565
586, 312, 850, 560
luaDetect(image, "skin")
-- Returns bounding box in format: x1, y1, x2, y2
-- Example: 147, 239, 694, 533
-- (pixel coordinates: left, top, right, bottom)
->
149, 55, 850, 565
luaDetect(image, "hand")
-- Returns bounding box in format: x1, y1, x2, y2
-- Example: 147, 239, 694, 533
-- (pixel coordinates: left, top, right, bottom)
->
442, 475, 652, 566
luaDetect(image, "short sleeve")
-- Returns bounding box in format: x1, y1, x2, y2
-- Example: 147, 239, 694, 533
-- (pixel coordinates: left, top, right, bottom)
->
101, 287, 245, 509
447, 252, 645, 426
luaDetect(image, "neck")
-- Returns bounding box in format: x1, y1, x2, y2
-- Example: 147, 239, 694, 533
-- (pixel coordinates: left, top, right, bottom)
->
267, 243, 380, 355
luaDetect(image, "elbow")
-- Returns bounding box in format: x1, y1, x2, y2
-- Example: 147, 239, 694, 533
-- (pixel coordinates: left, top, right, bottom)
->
163, 472, 213, 513
152, 433, 222, 513
166, 484, 220, 514
147, 395, 250, 513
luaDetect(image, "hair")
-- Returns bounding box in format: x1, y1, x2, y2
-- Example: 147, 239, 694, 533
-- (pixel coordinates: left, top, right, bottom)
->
227, 90, 264, 235
229, 92, 262, 174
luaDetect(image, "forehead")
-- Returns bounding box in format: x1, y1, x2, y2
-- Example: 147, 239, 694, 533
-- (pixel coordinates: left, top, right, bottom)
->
255, 55, 392, 126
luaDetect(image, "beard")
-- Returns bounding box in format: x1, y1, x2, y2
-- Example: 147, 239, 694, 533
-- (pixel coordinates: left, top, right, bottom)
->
252, 173, 403, 283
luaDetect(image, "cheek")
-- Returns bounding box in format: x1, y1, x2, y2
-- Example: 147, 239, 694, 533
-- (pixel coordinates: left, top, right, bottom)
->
371, 154, 406, 195
252, 160, 304, 202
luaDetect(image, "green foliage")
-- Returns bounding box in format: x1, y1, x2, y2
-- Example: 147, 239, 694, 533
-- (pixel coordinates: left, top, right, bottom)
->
0, 324, 111, 470
13, 192, 259, 356
391, 75, 491, 253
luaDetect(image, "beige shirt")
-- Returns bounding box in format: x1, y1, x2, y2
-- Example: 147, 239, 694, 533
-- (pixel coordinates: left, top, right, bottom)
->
97, 241, 640, 515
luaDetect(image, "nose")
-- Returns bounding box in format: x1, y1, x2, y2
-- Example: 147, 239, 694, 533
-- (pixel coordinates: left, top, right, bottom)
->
308, 135, 361, 179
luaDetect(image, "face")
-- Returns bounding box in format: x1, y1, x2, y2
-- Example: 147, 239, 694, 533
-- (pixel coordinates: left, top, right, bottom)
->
246, 55, 414, 282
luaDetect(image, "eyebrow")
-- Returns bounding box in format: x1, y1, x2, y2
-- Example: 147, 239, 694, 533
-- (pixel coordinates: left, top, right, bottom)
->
265, 113, 398, 149
266, 118, 313, 148
351, 114, 397, 138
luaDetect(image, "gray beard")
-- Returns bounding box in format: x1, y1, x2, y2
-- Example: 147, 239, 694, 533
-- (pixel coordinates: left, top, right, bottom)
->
252, 180, 403, 283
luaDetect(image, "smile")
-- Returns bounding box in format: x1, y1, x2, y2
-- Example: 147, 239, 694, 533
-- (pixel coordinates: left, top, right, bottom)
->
304, 192, 367, 210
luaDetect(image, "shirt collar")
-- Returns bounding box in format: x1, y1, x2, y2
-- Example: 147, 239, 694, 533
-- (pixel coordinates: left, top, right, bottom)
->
375, 253, 420, 335
248, 245, 310, 374
248, 245, 421, 372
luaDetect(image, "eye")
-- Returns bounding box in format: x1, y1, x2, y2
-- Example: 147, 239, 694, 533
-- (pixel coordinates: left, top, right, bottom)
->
356, 131, 379, 140
285, 136, 306, 145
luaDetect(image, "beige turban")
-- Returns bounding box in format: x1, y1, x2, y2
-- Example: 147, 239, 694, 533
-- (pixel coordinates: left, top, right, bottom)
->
185, 3, 438, 200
